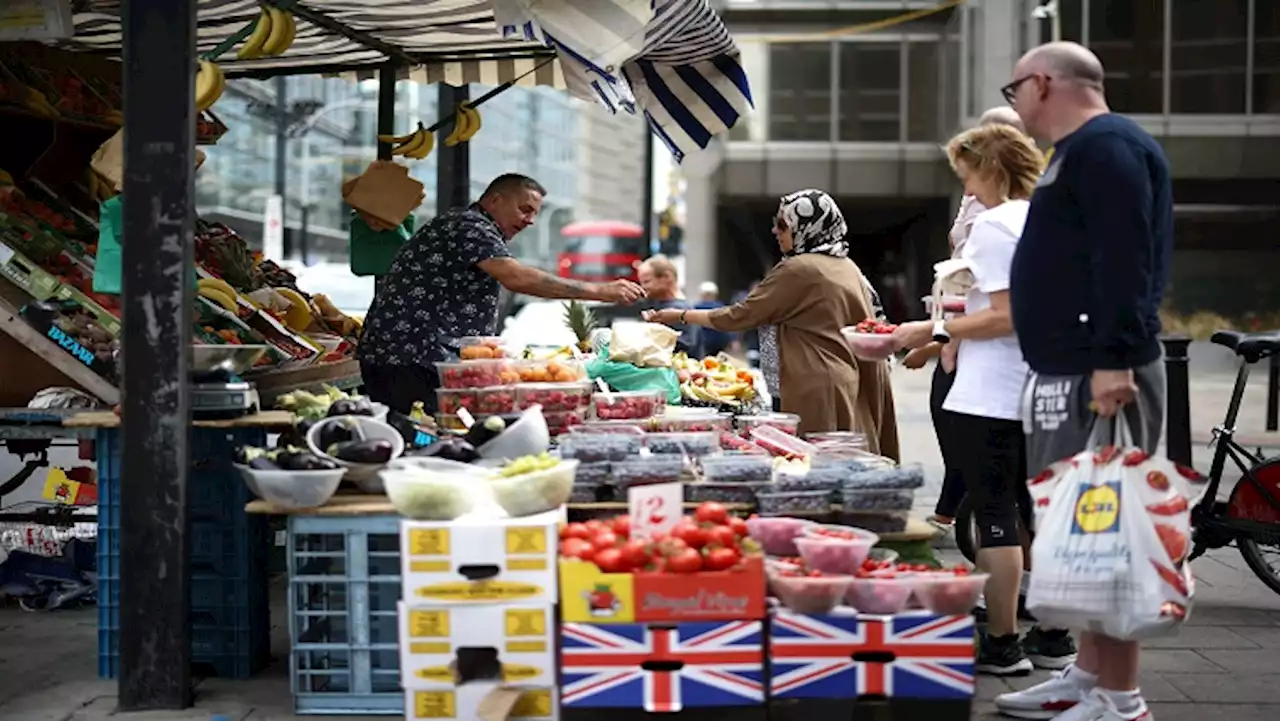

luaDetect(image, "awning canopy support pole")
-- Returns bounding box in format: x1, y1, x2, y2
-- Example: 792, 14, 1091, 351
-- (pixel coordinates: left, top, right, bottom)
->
436, 83, 471, 216
119, 0, 196, 708
376, 63, 397, 161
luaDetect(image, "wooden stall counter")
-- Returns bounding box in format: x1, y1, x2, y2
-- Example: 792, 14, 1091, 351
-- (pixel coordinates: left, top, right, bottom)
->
64, 409, 295, 429
245, 493, 396, 516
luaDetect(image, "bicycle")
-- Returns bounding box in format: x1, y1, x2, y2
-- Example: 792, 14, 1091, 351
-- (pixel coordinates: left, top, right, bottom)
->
1186, 330, 1280, 594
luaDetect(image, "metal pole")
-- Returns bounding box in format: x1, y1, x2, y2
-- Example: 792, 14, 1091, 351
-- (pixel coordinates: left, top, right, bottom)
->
1161, 335, 1193, 467
376, 63, 397, 161
1267, 353, 1278, 432
436, 83, 472, 215
641, 127, 655, 253
300, 205, 310, 266
119, 0, 194, 709
275, 76, 291, 259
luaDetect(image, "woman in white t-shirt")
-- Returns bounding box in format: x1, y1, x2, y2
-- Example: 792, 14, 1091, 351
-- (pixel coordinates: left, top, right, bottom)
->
893, 123, 1045, 677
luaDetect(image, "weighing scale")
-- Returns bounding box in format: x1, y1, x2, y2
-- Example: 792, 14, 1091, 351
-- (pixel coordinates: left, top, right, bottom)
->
190, 345, 268, 420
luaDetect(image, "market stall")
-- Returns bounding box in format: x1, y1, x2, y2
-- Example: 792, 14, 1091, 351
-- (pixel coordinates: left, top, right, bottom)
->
223, 329, 969, 719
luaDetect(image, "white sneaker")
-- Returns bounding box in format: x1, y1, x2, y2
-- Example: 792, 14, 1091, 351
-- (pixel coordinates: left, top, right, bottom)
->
1052, 689, 1151, 721
994, 668, 1090, 719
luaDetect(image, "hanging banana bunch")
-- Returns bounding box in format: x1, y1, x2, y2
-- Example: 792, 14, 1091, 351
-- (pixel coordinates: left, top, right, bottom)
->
443, 102, 483, 147
194, 60, 226, 111
238, 4, 299, 60
379, 122, 435, 160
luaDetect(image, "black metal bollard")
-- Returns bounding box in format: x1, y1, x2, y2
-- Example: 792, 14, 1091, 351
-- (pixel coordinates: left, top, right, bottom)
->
1267, 353, 1278, 433
1161, 335, 1193, 466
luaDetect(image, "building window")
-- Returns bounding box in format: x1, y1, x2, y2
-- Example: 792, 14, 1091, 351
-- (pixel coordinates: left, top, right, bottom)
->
837, 42, 901, 142
1256, 0, 1280, 113
907, 41, 940, 141
767, 43, 833, 141
1058, 0, 1084, 42
1089, 0, 1165, 114
1170, 0, 1247, 113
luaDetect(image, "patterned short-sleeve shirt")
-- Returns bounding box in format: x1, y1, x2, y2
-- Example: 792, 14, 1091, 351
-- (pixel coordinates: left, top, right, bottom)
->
357, 205, 511, 367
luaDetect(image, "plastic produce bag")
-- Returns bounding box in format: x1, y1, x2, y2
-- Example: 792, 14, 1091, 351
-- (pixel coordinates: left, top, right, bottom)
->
585, 343, 681, 404
93, 197, 122, 294
1025, 420, 1208, 640
609, 321, 679, 368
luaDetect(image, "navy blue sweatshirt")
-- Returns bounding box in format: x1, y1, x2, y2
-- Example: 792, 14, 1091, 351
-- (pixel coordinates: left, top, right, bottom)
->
1010, 114, 1172, 375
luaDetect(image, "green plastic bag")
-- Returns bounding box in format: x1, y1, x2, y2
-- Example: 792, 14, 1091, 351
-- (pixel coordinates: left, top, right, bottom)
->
349, 211, 415, 277
93, 196, 123, 294
585, 344, 682, 404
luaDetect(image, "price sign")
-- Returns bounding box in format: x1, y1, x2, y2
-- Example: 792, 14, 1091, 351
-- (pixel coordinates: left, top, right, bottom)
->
627, 482, 682, 540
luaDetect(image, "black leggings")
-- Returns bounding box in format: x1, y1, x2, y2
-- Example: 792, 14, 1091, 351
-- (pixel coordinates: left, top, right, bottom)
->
947, 411, 1029, 549
930, 364, 967, 518
360, 362, 441, 416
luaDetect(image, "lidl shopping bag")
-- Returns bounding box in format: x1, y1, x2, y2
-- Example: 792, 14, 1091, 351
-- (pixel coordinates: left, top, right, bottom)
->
1025, 420, 1208, 640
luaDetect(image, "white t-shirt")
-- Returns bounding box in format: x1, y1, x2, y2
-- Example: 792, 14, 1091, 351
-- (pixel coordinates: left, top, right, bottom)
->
942, 200, 1030, 421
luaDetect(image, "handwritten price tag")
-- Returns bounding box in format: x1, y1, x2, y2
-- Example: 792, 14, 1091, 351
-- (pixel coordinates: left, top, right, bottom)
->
627, 482, 682, 540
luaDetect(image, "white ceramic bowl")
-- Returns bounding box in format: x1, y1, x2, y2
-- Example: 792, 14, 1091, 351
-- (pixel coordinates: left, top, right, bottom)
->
234, 464, 344, 510
306, 416, 406, 488
477, 405, 550, 460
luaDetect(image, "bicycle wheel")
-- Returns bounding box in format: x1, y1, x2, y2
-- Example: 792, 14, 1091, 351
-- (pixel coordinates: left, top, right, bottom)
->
955, 493, 978, 564
1238, 536, 1280, 596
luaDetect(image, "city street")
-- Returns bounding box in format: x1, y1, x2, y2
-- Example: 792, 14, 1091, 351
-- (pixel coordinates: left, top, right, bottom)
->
0, 352, 1276, 720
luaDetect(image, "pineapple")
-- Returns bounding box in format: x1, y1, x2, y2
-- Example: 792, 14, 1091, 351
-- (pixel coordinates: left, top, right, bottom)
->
563, 300, 599, 354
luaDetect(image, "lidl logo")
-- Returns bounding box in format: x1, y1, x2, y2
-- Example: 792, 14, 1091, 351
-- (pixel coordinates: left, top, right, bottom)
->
1071, 482, 1121, 534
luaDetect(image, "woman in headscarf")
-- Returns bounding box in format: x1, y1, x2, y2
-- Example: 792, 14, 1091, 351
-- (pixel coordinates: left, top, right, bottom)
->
643, 189, 899, 459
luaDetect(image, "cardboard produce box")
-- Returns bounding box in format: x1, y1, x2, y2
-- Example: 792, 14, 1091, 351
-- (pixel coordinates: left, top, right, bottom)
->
398, 602, 555, 689
404, 683, 557, 721
400, 509, 563, 604
558, 555, 766, 624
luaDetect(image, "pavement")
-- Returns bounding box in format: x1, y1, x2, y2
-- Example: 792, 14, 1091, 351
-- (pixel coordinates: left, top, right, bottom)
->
0, 358, 1277, 720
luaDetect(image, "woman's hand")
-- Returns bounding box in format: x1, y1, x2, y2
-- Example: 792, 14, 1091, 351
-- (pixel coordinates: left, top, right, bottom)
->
642, 308, 682, 325
892, 320, 935, 350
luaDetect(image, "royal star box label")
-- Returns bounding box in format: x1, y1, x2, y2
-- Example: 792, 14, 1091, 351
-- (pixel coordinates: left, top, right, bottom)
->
560, 620, 765, 711
558, 555, 765, 624
769, 608, 975, 700
405, 683, 558, 721
400, 509, 562, 605
398, 602, 555, 690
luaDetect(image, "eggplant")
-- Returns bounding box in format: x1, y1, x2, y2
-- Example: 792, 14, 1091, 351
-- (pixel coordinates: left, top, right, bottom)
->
463, 415, 506, 448
277, 451, 340, 471
348, 397, 374, 416
248, 456, 279, 470
328, 438, 395, 465
276, 418, 316, 449
234, 445, 268, 465
406, 438, 478, 463
327, 398, 373, 417
317, 418, 357, 450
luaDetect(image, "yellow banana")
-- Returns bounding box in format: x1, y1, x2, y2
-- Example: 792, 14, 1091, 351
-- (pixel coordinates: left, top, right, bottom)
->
391, 129, 427, 157
405, 126, 435, 160
444, 104, 471, 147
199, 288, 238, 314
198, 277, 238, 300
377, 129, 419, 145
460, 104, 482, 142
261, 7, 291, 56
194, 60, 225, 111
278, 11, 297, 53
274, 287, 313, 331
237, 8, 273, 59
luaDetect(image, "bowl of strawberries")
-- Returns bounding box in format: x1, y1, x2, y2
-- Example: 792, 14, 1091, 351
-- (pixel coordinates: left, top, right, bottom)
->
840, 319, 901, 361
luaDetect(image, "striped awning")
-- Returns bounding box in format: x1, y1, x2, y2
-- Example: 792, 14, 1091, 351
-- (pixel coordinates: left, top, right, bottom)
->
65, 0, 566, 88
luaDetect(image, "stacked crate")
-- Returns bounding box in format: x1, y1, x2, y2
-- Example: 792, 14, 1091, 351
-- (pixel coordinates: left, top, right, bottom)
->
96, 427, 271, 679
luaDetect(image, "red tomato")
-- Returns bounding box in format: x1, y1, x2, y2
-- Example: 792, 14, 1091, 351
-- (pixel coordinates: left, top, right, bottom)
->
671, 521, 708, 549
703, 546, 740, 571
610, 515, 631, 538
656, 537, 689, 557
619, 539, 651, 568
695, 502, 729, 525
727, 516, 749, 537
590, 530, 619, 551
706, 525, 737, 549
593, 547, 629, 573
560, 537, 595, 560
667, 548, 704, 573
561, 522, 591, 541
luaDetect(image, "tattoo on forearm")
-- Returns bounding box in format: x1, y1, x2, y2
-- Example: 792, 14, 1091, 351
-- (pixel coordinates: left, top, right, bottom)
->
526, 271, 593, 299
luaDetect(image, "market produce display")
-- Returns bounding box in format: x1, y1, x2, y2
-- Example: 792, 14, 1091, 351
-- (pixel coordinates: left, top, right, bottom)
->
673, 354, 758, 408
841, 319, 902, 360
236, 5, 299, 60
275, 386, 377, 421
559, 504, 760, 574
234, 444, 339, 472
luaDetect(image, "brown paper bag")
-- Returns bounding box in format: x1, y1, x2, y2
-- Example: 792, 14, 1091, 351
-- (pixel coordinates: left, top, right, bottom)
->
91, 129, 124, 193
344, 160, 423, 228
476, 687, 522, 721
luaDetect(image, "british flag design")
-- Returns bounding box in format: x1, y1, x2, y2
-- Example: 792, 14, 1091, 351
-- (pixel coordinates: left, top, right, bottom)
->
561, 620, 766, 711
770, 610, 975, 699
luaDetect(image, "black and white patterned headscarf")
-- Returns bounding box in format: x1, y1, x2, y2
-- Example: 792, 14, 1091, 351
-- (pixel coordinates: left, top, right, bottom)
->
777, 189, 849, 258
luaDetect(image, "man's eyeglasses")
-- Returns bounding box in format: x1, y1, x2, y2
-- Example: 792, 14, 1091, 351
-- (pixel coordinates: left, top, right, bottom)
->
1000, 74, 1040, 105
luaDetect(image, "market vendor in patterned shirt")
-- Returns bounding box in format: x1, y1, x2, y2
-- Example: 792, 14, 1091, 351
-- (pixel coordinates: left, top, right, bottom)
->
358, 173, 646, 415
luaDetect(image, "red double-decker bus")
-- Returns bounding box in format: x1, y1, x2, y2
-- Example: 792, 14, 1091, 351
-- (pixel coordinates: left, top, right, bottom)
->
557, 220, 648, 283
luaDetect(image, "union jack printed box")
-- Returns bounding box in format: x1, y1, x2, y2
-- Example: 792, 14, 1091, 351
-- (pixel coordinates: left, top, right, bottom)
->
561, 620, 766, 712
769, 609, 975, 700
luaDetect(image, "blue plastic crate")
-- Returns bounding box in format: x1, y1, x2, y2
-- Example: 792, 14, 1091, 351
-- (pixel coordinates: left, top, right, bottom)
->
95, 427, 271, 680
288, 514, 405, 715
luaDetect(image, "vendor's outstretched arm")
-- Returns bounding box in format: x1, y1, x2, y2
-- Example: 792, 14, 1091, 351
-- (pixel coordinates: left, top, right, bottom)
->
478, 257, 644, 304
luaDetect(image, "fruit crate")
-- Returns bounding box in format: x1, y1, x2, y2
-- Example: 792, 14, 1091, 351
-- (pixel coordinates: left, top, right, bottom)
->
288, 514, 405, 715
96, 427, 272, 679
0, 239, 61, 300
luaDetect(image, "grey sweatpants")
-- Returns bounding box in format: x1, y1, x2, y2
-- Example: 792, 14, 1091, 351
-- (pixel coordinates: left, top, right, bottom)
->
1022, 358, 1166, 478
